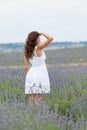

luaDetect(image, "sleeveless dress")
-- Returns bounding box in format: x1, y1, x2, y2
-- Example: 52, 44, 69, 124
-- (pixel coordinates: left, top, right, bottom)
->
25, 46, 50, 94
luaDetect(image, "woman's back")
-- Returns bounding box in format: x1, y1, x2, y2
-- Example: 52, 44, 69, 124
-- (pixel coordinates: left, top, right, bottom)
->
29, 47, 46, 67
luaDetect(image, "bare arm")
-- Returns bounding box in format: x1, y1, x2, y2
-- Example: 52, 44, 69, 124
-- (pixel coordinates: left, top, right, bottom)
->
37, 32, 53, 49
24, 54, 30, 74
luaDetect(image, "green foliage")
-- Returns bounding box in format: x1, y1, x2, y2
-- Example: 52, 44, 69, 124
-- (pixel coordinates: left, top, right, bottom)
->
1, 74, 87, 129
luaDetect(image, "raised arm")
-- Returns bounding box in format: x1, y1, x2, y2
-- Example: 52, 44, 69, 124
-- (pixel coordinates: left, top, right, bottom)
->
37, 32, 53, 49
24, 54, 30, 74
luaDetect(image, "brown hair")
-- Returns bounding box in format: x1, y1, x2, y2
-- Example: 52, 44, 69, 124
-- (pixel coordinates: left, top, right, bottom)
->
24, 31, 40, 59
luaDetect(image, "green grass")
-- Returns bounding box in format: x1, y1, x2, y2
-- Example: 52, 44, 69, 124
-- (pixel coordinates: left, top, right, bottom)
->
1, 74, 87, 129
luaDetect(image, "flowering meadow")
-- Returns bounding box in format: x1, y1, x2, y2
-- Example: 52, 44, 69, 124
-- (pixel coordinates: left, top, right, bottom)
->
0, 47, 87, 130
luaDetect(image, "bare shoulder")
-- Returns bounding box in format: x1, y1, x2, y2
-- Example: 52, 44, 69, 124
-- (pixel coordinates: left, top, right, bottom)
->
35, 46, 43, 57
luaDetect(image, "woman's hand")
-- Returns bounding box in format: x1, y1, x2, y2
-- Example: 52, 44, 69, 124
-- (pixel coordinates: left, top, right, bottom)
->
39, 32, 42, 35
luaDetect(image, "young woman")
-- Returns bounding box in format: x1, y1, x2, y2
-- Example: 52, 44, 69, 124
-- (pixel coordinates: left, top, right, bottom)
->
24, 31, 53, 105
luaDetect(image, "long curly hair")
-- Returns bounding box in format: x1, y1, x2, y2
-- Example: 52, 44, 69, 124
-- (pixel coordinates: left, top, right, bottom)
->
24, 31, 40, 59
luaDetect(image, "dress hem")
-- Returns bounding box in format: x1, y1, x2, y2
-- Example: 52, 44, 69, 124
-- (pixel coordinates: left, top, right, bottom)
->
25, 92, 50, 94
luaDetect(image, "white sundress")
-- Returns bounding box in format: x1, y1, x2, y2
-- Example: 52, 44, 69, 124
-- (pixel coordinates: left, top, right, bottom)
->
25, 46, 50, 94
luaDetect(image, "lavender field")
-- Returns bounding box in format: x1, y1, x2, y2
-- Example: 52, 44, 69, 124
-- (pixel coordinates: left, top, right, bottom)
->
0, 47, 87, 130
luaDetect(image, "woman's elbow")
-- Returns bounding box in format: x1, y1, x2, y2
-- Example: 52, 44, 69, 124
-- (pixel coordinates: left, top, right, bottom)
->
51, 37, 53, 41
50, 37, 54, 42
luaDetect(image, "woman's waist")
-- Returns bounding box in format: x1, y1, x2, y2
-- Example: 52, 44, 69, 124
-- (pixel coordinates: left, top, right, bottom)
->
31, 62, 45, 67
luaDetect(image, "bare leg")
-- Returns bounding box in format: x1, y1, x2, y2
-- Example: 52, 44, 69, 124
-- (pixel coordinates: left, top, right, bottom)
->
34, 94, 44, 104
28, 94, 34, 105
28, 94, 44, 105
